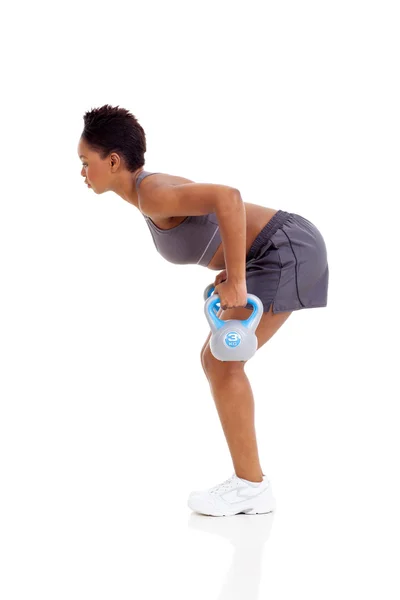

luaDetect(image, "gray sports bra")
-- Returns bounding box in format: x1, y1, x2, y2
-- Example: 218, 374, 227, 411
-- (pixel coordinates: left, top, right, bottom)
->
136, 170, 222, 267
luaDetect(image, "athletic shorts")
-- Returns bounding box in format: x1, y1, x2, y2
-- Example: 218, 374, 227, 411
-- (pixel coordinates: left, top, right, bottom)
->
244, 210, 329, 314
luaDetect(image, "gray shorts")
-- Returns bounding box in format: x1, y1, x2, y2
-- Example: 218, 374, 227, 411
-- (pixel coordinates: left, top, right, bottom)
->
244, 210, 329, 314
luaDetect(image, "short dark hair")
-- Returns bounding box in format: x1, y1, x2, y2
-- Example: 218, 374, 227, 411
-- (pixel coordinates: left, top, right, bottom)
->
81, 104, 147, 172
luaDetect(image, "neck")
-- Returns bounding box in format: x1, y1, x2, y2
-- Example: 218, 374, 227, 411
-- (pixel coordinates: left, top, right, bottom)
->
116, 167, 144, 209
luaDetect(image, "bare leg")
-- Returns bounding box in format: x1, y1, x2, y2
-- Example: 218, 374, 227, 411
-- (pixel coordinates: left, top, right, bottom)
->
204, 365, 263, 482
200, 303, 292, 483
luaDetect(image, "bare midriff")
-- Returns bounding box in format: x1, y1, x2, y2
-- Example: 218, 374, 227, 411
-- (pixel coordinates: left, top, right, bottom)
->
136, 172, 279, 271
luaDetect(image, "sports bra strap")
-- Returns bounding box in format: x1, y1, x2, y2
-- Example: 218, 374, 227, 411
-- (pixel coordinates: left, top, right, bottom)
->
135, 170, 160, 191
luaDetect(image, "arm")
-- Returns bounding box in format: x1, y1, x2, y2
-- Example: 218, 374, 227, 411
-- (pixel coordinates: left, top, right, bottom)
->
139, 181, 246, 282
215, 193, 246, 284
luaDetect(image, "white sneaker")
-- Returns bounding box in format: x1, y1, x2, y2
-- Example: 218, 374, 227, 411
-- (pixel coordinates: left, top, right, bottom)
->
187, 473, 276, 517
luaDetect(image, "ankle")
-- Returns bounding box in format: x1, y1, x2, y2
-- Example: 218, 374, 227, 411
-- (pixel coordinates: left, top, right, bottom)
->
236, 472, 264, 483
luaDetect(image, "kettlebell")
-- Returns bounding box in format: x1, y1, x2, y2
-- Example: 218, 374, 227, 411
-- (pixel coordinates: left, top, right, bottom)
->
203, 283, 221, 315
203, 284, 264, 362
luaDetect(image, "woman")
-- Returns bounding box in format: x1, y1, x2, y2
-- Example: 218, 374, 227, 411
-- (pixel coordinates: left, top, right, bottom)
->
78, 104, 329, 517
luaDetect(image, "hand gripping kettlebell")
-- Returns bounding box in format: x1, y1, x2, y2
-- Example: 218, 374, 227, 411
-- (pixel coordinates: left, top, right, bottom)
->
203, 284, 264, 362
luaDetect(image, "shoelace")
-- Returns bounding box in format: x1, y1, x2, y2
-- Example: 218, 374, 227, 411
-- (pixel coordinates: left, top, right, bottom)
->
209, 474, 237, 495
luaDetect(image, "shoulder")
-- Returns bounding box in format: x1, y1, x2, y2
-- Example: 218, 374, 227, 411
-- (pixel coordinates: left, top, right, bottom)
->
138, 173, 240, 219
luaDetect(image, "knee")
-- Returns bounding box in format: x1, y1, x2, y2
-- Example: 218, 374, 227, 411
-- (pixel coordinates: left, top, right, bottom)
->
201, 344, 245, 376
201, 346, 211, 373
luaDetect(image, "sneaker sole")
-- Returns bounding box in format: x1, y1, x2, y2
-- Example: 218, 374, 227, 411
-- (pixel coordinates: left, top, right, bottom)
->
188, 484, 277, 517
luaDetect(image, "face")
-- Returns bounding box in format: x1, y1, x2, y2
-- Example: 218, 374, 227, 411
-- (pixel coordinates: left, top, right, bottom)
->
77, 137, 113, 193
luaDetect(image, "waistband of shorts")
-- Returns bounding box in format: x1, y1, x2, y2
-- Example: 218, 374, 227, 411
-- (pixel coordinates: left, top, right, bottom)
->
246, 210, 292, 262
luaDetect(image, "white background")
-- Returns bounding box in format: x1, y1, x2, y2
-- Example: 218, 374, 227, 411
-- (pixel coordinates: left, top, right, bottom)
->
1, 1, 399, 598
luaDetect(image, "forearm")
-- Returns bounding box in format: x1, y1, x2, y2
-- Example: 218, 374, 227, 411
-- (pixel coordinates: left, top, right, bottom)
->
215, 192, 246, 284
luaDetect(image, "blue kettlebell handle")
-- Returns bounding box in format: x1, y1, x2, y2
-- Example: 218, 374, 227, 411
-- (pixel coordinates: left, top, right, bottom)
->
205, 284, 221, 313
205, 286, 260, 331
